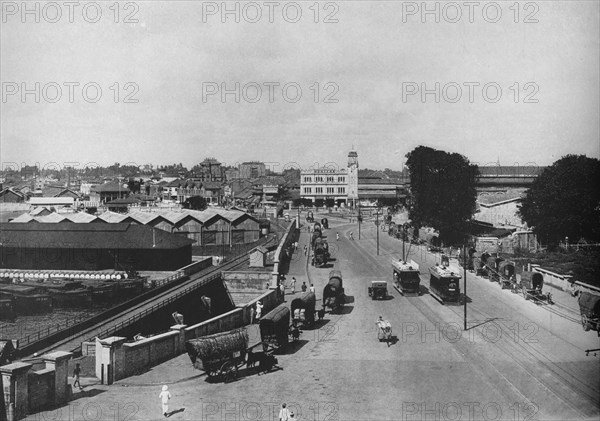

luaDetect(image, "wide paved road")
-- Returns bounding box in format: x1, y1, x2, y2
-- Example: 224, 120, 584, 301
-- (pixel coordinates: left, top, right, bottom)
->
27, 215, 600, 421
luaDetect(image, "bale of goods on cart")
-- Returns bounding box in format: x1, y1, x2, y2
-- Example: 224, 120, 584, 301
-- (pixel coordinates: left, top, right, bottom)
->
260, 304, 290, 349
185, 328, 248, 371
291, 292, 316, 326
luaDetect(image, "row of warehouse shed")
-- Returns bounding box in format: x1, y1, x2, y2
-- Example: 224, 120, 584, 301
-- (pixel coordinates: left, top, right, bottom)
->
9, 208, 262, 246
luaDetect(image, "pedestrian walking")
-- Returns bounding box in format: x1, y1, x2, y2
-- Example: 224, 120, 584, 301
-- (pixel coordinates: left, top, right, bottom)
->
349, 231, 354, 240
301, 281, 307, 292
256, 301, 263, 320
279, 403, 290, 421
280, 283, 285, 297
72, 362, 82, 390
309, 284, 315, 293
294, 241, 299, 251
303, 245, 307, 255
250, 306, 255, 324
290, 277, 296, 293
159, 385, 171, 417
336, 232, 339, 241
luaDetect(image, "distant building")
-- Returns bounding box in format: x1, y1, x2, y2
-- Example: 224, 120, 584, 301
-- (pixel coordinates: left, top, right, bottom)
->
239, 162, 266, 179
300, 167, 349, 205
0, 188, 25, 203
0, 222, 194, 271
89, 182, 130, 204
197, 158, 224, 182
476, 166, 546, 187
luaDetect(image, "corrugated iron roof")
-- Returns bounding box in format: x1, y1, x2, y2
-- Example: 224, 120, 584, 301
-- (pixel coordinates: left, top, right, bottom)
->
0, 222, 194, 249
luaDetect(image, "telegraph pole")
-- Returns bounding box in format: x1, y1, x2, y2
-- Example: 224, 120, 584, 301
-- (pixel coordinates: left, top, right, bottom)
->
358, 204, 362, 240
376, 210, 380, 256
463, 244, 467, 331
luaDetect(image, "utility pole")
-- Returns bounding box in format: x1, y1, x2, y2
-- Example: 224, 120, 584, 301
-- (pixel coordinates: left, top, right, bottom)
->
376, 210, 380, 255
358, 204, 362, 240
463, 244, 467, 331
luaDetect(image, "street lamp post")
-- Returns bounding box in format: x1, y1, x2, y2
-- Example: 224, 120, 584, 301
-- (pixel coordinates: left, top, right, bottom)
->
376, 210, 380, 256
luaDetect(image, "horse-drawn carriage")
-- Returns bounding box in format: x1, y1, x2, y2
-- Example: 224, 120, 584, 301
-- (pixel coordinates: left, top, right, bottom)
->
323, 270, 345, 312
291, 292, 316, 327
368, 281, 388, 300
259, 304, 290, 351
578, 291, 600, 335
519, 271, 552, 303
306, 211, 314, 223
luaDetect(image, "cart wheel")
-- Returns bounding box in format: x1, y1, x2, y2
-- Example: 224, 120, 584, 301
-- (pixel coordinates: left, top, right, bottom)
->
582, 315, 591, 332
221, 361, 238, 383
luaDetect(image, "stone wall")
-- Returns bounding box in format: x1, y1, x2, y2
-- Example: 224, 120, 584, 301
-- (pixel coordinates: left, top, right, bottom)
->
1, 351, 72, 421
222, 271, 272, 291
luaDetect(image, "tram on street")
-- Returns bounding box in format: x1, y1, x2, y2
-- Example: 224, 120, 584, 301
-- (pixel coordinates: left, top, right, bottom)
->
428, 264, 461, 303
392, 259, 421, 295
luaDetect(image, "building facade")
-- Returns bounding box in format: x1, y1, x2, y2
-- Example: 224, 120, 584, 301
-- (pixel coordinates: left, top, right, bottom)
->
300, 167, 349, 204
239, 162, 266, 179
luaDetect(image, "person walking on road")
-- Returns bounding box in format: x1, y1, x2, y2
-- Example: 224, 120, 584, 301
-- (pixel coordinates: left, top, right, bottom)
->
301, 281, 307, 292
280, 282, 285, 298
309, 284, 315, 293
349, 231, 354, 240
290, 277, 296, 294
279, 403, 290, 421
303, 245, 308, 255
159, 385, 171, 417
73, 363, 82, 390
336, 232, 340, 241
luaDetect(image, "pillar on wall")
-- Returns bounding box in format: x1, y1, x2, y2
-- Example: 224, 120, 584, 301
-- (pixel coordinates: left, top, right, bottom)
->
42, 351, 72, 405
169, 325, 188, 355
95, 337, 126, 385
1, 362, 32, 421
271, 271, 279, 289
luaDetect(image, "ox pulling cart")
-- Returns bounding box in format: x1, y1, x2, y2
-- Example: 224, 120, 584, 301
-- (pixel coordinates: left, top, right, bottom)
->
520, 271, 553, 304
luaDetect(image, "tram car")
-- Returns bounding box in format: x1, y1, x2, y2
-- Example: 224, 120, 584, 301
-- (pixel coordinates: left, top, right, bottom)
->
312, 238, 329, 267
323, 270, 345, 312
306, 211, 314, 223
321, 218, 329, 229
519, 270, 552, 303
428, 264, 461, 303
259, 304, 290, 351
392, 259, 421, 295
291, 292, 316, 327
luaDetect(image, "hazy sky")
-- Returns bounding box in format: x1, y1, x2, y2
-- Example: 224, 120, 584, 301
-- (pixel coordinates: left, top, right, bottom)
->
1, 1, 598, 171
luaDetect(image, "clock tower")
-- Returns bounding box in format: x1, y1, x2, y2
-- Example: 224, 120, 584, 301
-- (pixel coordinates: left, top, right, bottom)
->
347, 149, 359, 207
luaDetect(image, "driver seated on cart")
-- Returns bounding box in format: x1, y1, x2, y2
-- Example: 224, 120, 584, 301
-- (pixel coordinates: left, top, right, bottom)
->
376, 316, 392, 333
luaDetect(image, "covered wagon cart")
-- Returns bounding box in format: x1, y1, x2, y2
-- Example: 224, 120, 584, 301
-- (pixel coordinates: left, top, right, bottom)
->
185, 328, 249, 383
578, 291, 600, 335
260, 304, 290, 352
291, 292, 316, 327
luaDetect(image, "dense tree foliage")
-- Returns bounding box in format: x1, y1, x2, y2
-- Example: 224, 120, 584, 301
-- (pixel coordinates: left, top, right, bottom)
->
405, 146, 478, 244
518, 155, 600, 245
182, 196, 208, 211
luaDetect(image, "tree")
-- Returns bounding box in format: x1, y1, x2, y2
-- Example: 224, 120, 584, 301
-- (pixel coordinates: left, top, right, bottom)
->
518, 155, 600, 245
182, 196, 208, 211
314, 199, 325, 208
325, 198, 335, 208
405, 146, 478, 244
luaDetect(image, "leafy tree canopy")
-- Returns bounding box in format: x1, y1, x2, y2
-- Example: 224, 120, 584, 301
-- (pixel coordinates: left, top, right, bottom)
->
405, 146, 479, 244
518, 155, 600, 245
182, 196, 208, 211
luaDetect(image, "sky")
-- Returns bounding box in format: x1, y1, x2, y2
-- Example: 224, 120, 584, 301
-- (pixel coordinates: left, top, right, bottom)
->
1, 1, 599, 172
